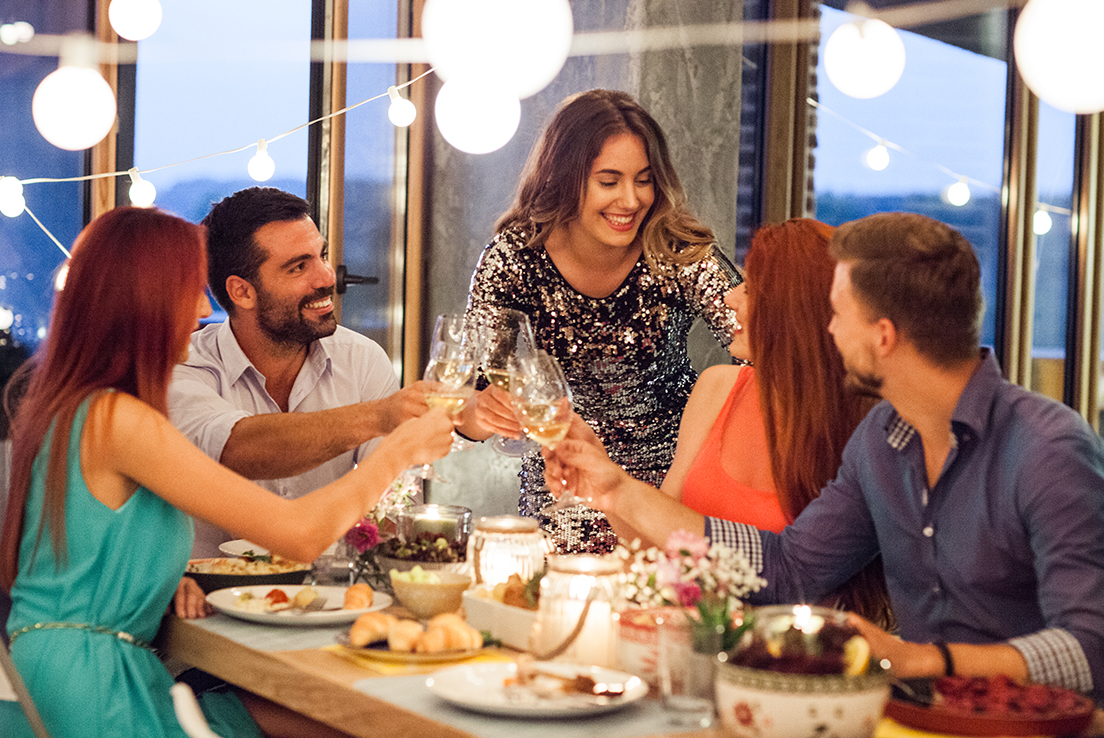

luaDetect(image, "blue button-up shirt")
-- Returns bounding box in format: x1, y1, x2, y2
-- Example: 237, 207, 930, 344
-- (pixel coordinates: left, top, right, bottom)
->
709, 351, 1104, 699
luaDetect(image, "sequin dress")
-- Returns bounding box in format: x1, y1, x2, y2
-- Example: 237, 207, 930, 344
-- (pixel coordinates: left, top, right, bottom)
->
465, 227, 740, 553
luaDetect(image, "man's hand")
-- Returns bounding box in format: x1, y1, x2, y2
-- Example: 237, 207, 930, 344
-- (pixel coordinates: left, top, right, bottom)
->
371, 381, 430, 433
174, 576, 213, 619
847, 613, 943, 678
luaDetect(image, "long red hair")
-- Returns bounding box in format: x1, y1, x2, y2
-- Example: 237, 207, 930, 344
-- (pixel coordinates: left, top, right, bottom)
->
746, 219, 892, 627
0, 207, 207, 591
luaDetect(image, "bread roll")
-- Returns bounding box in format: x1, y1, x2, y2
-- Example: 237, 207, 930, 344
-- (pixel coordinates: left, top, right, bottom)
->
348, 611, 397, 647
343, 583, 374, 609
388, 619, 425, 652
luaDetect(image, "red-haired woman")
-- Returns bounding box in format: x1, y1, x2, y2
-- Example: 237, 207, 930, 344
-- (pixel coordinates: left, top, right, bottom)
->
545, 219, 891, 626
0, 207, 455, 737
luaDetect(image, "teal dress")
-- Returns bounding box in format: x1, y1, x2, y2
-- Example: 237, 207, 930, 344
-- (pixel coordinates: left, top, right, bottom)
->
5, 396, 261, 737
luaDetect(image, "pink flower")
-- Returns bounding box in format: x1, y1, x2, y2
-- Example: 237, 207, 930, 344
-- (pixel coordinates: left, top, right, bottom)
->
672, 581, 702, 608
344, 518, 380, 553
666, 530, 709, 563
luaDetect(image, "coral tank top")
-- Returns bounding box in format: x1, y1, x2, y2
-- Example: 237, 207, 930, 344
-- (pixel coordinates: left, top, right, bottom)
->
680, 367, 789, 533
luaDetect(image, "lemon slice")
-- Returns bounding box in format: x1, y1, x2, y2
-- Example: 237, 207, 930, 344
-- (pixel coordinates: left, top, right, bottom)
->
842, 635, 871, 676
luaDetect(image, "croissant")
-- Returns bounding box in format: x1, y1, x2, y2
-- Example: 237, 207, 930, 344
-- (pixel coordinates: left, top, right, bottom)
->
343, 583, 374, 610
388, 619, 425, 652
420, 614, 484, 652
348, 611, 397, 648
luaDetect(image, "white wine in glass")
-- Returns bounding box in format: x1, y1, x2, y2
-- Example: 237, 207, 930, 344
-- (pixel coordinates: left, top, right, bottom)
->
476, 309, 536, 456
413, 314, 476, 482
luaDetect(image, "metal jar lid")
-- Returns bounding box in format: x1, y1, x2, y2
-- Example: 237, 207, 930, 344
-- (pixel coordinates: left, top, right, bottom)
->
473, 515, 540, 534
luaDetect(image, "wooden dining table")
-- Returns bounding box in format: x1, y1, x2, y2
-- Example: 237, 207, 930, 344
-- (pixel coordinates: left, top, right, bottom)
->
155, 606, 722, 738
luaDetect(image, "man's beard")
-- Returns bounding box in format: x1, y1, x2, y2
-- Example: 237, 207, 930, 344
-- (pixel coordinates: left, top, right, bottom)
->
256, 287, 337, 348
845, 367, 884, 399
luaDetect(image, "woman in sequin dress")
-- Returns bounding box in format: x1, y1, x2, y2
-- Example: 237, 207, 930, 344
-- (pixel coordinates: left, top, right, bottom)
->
461, 89, 739, 554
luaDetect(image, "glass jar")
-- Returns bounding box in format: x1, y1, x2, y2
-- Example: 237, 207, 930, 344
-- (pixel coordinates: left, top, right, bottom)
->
467, 515, 548, 587
396, 504, 472, 548
531, 554, 622, 668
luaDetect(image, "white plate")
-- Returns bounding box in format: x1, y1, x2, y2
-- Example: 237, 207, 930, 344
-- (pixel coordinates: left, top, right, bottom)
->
426, 662, 647, 718
207, 585, 391, 626
218, 540, 269, 558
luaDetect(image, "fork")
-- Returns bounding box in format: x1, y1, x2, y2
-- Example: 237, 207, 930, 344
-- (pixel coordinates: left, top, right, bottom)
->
284, 596, 338, 614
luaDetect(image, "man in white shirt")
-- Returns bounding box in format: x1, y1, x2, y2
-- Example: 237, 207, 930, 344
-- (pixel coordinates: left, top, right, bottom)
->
169, 187, 427, 559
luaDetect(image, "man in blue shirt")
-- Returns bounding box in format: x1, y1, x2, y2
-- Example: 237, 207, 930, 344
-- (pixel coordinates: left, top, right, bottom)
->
548, 212, 1104, 701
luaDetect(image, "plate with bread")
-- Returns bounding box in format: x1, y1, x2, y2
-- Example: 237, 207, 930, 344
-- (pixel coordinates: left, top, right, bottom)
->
335, 611, 486, 663
207, 583, 389, 626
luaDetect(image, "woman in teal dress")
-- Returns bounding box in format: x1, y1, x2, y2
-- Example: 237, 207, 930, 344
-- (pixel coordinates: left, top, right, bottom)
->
0, 207, 455, 737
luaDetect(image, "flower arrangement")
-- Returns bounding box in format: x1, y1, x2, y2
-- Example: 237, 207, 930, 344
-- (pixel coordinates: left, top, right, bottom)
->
615, 530, 767, 651
342, 472, 420, 588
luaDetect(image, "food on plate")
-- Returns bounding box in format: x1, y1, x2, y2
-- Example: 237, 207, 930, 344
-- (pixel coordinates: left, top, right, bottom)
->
510, 654, 624, 698
730, 615, 872, 675
349, 612, 398, 647
343, 582, 374, 610
347, 610, 483, 653
377, 532, 465, 564
933, 674, 1090, 716
235, 588, 293, 613
390, 566, 441, 584
265, 589, 290, 606
472, 573, 543, 610
186, 554, 307, 576
291, 586, 319, 609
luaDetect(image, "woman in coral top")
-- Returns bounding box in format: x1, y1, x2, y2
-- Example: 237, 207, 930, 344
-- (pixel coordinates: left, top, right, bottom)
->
548, 218, 891, 625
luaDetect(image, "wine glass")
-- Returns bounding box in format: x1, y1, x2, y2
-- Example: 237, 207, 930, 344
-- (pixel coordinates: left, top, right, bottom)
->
509, 351, 580, 513
414, 314, 477, 482
476, 309, 537, 457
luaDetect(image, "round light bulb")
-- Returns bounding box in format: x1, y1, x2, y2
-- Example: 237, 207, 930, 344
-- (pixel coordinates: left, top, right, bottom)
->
1033, 209, 1054, 235
0, 25, 18, 46
434, 78, 521, 155
32, 66, 117, 151
1014, 0, 1104, 114
388, 95, 417, 127
0, 194, 26, 218
108, 0, 162, 41
129, 178, 156, 207
247, 149, 276, 182
945, 180, 971, 207
13, 22, 34, 43
824, 17, 906, 99
423, 0, 573, 99
0, 307, 13, 331
865, 143, 890, 171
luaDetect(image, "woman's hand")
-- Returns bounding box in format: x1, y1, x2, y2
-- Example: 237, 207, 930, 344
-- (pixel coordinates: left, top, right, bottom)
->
173, 576, 213, 619
383, 407, 457, 467
472, 385, 523, 438
542, 414, 629, 512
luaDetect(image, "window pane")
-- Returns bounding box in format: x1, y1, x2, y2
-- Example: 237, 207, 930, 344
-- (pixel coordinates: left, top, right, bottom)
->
339, 1, 400, 355
134, 1, 311, 230
1030, 101, 1075, 402
812, 5, 1009, 349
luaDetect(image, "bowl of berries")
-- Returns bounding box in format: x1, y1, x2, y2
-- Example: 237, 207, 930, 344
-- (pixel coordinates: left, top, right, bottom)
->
715, 605, 889, 738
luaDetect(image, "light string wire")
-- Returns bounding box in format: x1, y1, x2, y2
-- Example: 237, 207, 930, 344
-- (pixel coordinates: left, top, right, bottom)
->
808, 97, 1073, 216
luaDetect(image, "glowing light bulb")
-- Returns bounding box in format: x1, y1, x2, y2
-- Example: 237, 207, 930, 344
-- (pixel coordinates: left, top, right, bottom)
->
0, 21, 33, 46
387, 86, 417, 127
865, 143, 890, 171
1015, 0, 1104, 114
434, 78, 521, 155
945, 180, 971, 207
0, 307, 12, 331
0, 177, 26, 217
824, 15, 906, 99
128, 168, 156, 207
32, 35, 117, 151
1033, 209, 1054, 235
247, 139, 276, 182
108, 0, 162, 41
422, 0, 573, 99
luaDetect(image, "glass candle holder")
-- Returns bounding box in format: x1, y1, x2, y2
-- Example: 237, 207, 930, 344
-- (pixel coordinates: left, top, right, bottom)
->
531, 554, 622, 668
467, 515, 549, 587
396, 504, 473, 549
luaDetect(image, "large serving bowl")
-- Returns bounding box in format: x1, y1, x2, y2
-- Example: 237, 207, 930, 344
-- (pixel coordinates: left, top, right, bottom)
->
715, 605, 889, 738
390, 570, 472, 620
185, 558, 310, 594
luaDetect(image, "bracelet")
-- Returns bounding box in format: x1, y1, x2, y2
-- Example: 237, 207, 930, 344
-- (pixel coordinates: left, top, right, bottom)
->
934, 640, 955, 677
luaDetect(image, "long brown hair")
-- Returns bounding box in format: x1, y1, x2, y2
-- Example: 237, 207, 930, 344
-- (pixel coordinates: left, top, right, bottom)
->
747, 218, 893, 628
496, 89, 715, 271
0, 207, 207, 591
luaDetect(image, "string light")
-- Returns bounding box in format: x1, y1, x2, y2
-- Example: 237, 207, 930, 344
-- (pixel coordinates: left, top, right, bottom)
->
944, 179, 971, 207
0, 21, 34, 46
127, 168, 156, 207
0, 177, 26, 218
823, 6, 906, 100
0, 307, 13, 331
434, 77, 520, 155
32, 34, 117, 151
864, 142, 890, 171
1033, 209, 1054, 235
247, 139, 276, 182
108, 0, 163, 42
1014, 0, 1104, 114
387, 86, 417, 127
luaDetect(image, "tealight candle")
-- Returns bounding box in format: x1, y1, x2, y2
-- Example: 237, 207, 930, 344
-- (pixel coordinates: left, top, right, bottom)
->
398, 504, 472, 546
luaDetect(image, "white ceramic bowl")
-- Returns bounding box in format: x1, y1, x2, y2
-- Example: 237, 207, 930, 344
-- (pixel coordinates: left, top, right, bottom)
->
715, 605, 889, 738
